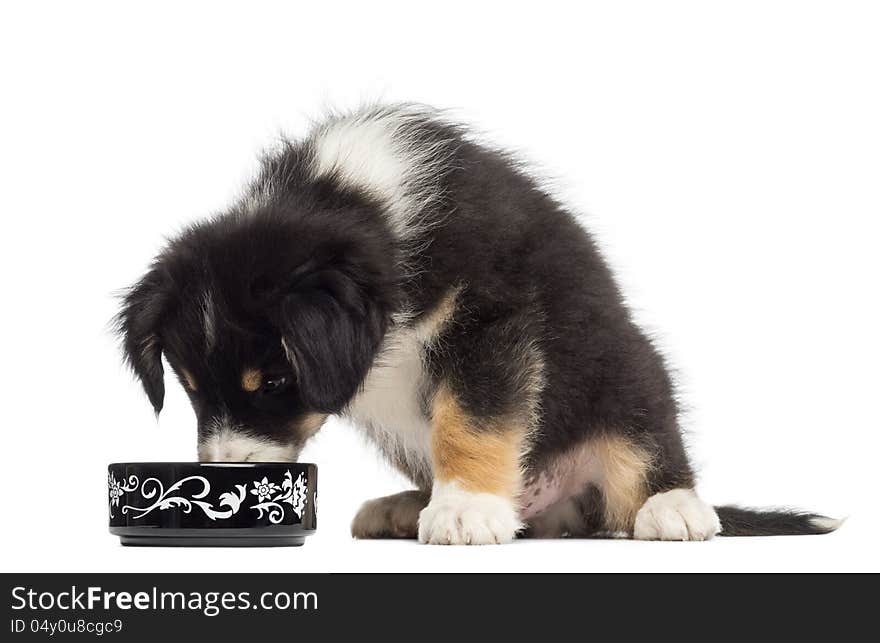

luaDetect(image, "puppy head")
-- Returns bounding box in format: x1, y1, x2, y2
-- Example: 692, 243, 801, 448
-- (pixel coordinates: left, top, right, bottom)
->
116, 209, 394, 461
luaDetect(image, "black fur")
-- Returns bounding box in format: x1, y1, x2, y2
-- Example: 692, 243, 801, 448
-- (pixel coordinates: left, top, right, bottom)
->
116, 199, 398, 450
118, 267, 168, 414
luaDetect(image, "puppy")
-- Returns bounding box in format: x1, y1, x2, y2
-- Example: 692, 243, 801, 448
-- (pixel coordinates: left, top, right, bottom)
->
117, 105, 840, 543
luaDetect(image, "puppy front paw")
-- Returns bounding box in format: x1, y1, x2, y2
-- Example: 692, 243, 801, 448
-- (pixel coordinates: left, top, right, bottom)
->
351, 490, 428, 539
418, 481, 522, 545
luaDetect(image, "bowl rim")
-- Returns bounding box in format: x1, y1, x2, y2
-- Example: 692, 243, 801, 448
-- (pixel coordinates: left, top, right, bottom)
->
108, 462, 315, 468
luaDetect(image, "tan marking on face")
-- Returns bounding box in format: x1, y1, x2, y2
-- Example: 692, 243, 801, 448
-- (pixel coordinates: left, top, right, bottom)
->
181, 368, 197, 391
241, 368, 263, 392
298, 413, 327, 438
430, 384, 526, 498
593, 434, 654, 532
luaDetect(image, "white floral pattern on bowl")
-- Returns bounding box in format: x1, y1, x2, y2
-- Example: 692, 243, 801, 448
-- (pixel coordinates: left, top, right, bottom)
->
109, 470, 308, 524
250, 470, 308, 523
251, 477, 280, 502
107, 472, 139, 518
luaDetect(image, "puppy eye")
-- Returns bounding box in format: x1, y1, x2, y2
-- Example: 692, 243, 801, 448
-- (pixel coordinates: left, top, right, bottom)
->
261, 376, 290, 395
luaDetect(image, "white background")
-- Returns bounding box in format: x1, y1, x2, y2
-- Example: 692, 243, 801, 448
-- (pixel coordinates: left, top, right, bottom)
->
1, 1, 878, 572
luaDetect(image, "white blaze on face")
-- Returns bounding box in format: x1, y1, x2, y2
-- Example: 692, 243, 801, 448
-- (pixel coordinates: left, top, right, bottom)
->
198, 422, 299, 463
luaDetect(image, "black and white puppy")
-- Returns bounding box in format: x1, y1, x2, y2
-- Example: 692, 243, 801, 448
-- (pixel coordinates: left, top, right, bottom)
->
117, 105, 840, 544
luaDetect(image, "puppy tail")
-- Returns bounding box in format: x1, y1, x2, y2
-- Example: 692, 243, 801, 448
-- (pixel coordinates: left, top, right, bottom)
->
715, 505, 845, 537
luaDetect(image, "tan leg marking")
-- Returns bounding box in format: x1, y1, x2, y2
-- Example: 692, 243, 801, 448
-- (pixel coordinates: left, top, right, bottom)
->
593, 434, 654, 533
430, 385, 525, 497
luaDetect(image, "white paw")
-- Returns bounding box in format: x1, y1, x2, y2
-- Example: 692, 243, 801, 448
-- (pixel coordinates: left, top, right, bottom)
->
418, 481, 522, 545
634, 489, 721, 541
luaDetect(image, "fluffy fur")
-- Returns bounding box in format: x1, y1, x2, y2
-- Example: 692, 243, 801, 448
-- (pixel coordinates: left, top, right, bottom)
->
117, 104, 840, 542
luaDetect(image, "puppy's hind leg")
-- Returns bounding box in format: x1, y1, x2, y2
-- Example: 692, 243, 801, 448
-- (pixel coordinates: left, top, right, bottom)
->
594, 433, 720, 540
351, 490, 430, 539
633, 488, 721, 541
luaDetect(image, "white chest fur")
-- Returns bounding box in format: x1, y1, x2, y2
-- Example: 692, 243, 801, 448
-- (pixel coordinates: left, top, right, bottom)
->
344, 324, 435, 483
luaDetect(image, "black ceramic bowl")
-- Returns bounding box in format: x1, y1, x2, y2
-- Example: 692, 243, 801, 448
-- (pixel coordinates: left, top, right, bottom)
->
108, 463, 317, 547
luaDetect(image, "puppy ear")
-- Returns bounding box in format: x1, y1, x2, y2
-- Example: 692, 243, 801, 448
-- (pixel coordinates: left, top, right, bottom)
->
116, 269, 168, 415
273, 265, 388, 413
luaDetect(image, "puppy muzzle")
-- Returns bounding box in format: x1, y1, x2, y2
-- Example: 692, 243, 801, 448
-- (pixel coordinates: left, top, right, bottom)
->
197, 424, 301, 463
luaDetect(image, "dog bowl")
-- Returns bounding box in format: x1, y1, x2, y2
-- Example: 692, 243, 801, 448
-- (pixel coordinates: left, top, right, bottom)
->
108, 462, 317, 547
